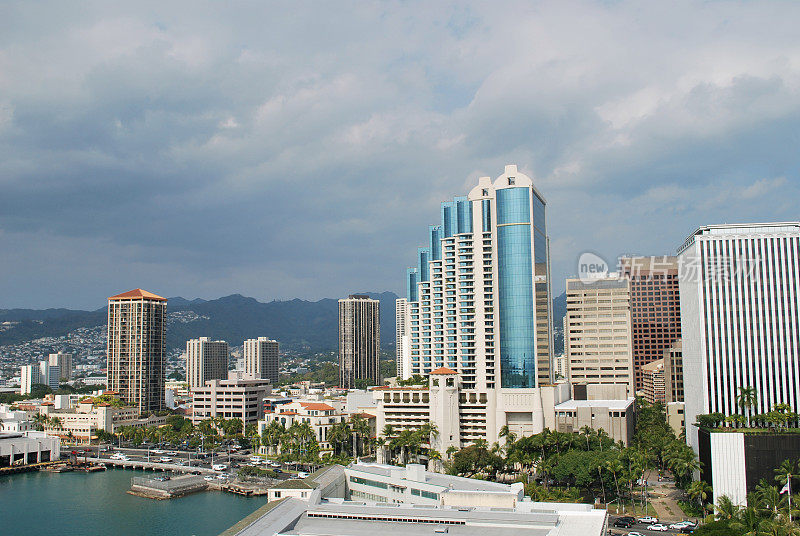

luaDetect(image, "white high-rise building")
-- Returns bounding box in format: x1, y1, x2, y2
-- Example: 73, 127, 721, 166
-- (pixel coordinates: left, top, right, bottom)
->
186, 337, 229, 390
678, 222, 800, 451
48, 352, 73, 381
243, 337, 279, 384
20, 364, 40, 395
19, 360, 58, 394
395, 298, 411, 379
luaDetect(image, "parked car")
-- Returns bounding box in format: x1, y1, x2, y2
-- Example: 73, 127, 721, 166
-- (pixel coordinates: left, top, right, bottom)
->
638, 516, 658, 524
670, 522, 695, 530
628, 532, 645, 536
158, 457, 173, 463
151, 449, 165, 454
212, 464, 228, 471
647, 524, 669, 532
297, 471, 309, 478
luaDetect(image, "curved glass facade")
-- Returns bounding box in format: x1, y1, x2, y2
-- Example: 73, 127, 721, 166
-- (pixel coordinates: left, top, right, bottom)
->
496, 187, 537, 388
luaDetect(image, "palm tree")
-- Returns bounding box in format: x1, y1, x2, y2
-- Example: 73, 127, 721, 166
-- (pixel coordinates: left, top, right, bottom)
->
775, 458, 796, 488
715, 494, 741, 520
350, 415, 371, 458
687, 480, 713, 518
737, 386, 758, 427
580, 425, 593, 451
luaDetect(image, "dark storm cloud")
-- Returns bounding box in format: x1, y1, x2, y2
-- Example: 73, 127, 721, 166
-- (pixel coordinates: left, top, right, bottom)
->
1, 1, 799, 308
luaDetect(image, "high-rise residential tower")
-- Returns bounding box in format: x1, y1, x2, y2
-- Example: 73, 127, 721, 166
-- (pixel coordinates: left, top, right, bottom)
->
186, 337, 229, 390
338, 295, 381, 389
243, 337, 279, 384
401, 165, 553, 389
48, 352, 74, 381
619, 256, 682, 390
107, 288, 166, 414
395, 298, 410, 379
564, 277, 634, 395
678, 223, 800, 451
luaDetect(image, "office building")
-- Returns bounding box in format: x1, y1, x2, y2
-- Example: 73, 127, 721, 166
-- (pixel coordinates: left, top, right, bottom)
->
395, 298, 410, 379
619, 256, 681, 390
664, 340, 684, 403
243, 337, 279, 384
186, 337, 229, 390
106, 288, 167, 414
564, 277, 634, 395
667, 401, 685, 436
678, 223, 800, 452
641, 359, 665, 404
554, 398, 636, 445
338, 295, 380, 389
190, 378, 271, 431
223, 463, 608, 536
48, 352, 74, 381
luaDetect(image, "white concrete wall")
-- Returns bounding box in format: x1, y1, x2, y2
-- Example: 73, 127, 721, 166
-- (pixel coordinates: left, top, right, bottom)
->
710, 432, 746, 506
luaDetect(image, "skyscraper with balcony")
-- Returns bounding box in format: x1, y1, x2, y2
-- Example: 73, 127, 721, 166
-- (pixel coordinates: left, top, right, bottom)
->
339, 295, 381, 389
401, 164, 553, 390
388, 165, 556, 450
107, 288, 166, 414
678, 223, 800, 451
186, 337, 229, 390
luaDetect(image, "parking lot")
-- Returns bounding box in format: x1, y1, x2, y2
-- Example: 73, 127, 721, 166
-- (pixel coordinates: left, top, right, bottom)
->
68, 443, 308, 480
608, 515, 696, 535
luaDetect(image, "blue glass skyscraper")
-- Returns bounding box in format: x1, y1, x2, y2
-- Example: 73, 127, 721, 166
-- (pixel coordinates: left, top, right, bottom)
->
398, 165, 553, 390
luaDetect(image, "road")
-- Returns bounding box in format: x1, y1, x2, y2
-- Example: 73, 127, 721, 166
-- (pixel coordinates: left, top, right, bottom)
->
608, 516, 695, 536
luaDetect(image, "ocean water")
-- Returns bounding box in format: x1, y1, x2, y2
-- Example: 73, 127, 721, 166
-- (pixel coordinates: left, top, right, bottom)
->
0, 467, 266, 536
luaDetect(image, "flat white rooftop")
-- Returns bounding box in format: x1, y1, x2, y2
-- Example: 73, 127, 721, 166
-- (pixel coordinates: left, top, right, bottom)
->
227, 499, 607, 536
350, 463, 515, 493
554, 398, 634, 411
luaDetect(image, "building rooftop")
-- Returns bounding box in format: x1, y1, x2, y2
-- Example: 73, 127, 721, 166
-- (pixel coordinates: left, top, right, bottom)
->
429, 367, 457, 375
641, 359, 664, 373
678, 222, 800, 253
224, 498, 607, 536
272, 479, 314, 490
349, 463, 515, 493
555, 398, 635, 411
299, 402, 335, 411
108, 288, 166, 301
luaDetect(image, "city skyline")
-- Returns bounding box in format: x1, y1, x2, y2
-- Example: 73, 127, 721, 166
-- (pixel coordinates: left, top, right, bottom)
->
2, 2, 799, 309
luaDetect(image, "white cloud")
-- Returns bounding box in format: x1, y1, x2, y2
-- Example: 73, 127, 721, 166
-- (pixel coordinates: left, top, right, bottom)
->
1, 1, 799, 307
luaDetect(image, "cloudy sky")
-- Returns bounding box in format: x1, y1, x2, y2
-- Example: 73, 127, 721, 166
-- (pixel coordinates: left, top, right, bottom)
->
1, 1, 799, 309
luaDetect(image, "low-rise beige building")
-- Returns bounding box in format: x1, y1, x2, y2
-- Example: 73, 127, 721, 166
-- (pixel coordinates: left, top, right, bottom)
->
191, 378, 271, 430
554, 398, 636, 445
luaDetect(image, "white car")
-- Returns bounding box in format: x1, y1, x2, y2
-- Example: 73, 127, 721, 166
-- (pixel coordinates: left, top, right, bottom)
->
647, 524, 669, 532
212, 464, 228, 471
249, 456, 262, 463
297, 471, 309, 478
670, 522, 692, 529
166, 451, 178, 456
628, 532, 645, 536
638, 516, 658, 524
151, 449, 165, 454
158, 457, 173, 463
